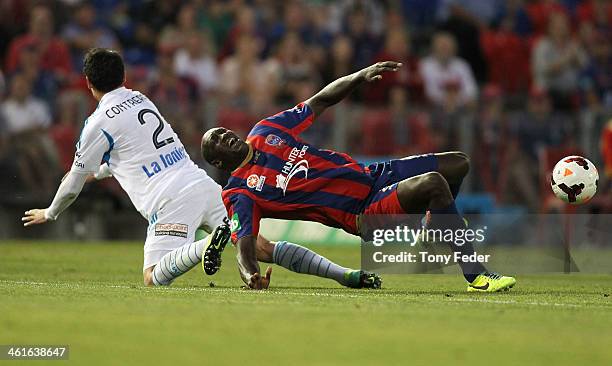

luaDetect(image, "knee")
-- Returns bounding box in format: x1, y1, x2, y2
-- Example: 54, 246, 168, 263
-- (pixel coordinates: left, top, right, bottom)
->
143, 268, 155, 286
420, 171, 448, 188
452, 151, 470, 177
419, 172, 453, 202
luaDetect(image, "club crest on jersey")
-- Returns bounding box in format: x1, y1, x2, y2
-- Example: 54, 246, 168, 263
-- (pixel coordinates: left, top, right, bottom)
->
265, 134, 285, 148
230, 213, 241, 234
246, 174, 266, 191
276, 145, 309, 195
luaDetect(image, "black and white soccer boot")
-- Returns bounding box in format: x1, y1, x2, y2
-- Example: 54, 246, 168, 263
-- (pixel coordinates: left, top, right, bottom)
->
201, 219, 231, 275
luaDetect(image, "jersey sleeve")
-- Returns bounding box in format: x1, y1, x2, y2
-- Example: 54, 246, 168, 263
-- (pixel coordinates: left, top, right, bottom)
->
263, 102, 315, 136
226, 192, 261, 243
71, 118, 114, 174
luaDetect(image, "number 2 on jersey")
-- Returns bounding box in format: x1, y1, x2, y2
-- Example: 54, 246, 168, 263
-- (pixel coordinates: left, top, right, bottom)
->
137, 109, 175, 149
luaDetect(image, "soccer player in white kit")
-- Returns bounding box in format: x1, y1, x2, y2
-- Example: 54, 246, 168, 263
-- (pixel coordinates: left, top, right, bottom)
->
22, 48, 382, 290
21, 48, 233, 286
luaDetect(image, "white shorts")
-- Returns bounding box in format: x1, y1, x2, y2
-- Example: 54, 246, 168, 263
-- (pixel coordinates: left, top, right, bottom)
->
143, 178, 227, 270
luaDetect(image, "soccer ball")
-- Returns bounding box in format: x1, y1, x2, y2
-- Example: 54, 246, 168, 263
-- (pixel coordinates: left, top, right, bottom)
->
551, 156, 599, 204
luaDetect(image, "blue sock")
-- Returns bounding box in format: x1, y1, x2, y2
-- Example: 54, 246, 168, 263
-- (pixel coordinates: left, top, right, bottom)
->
429, 201, 486, 282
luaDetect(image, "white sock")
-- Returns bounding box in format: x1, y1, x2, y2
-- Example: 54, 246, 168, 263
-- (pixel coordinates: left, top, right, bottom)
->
272, 241, 351, 286
151, 237, 207, 286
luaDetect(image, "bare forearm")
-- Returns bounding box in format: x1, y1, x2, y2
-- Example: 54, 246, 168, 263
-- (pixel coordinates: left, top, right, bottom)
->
236, 236, 260, 285
306, 61, 401, 116
309, 71, 365, 110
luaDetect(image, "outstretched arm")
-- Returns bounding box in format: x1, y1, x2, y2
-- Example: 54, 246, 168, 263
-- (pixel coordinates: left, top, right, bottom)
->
236, 235, 272, 289
23, 164, 112, 226
305, 61, 402, 117
23, 114, 112, 226
22, 170, 89, 226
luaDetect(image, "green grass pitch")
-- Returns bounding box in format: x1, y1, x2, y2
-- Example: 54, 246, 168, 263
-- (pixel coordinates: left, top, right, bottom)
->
1, 241, 611, 365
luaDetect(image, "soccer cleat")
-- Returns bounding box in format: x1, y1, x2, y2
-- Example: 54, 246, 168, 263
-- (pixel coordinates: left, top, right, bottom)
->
344, 270, 382, 289
467, 272, 516, 292
201, 219, 231, 275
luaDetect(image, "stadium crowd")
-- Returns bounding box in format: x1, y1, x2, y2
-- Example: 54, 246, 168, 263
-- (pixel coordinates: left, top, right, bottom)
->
0, 0, 610, 213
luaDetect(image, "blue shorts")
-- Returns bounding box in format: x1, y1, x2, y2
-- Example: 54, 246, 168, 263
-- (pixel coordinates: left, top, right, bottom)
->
361, 154, 438, 215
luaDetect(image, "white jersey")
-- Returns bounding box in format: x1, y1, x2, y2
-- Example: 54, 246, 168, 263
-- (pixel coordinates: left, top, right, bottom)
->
71, 86, 210, 219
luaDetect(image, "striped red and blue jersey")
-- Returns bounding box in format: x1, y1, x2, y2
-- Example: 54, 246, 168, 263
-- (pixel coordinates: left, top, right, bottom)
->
222, 102, 378, 242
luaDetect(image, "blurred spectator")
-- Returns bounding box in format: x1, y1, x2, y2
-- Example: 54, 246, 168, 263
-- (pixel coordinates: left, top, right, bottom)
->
62, 3, 119, 70
198, 1, 233, 51
576, 0, 612, 37
273, 32, 318, 105
0, 1, 30, 56
159, 2, 199, 51
1, 74, 51, 138
400, 0, 441, 31
344, 6, 381, 69
173, 32, 219, 94
480, 14, 531, 94
304, 4, 336, 76
149, 47, 201, 157
364, 28, 422, 105
420, 32, 477, 108
504, 88, 569, 210
10, 41, 59, 111
389, 86, 435, 155
218, 34, 279, 108
133, 0, 180, 45
268, 1, 311, 46
321, 36, 354, 90
526, 0, 569, 36
492, 0, 532, 37
218, 6, 261, 61
437, 0, 505, 27
5, 5, 72, 80
532, 12, 587, 110
118, 1, 174, 64
473, 84, 511, 198
579, 31, 612, 109
149, 48, 199, 140
49, 93, 82, 172
436, 0, 490, 82
0, 74, 60, 195
304, 3, 335, 48
107, 2, 136, 47
512, 87, 570, 160
329, 0, 386, 36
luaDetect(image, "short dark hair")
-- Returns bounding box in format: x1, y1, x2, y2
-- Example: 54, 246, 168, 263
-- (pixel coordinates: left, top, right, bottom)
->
83, 48, 125, 92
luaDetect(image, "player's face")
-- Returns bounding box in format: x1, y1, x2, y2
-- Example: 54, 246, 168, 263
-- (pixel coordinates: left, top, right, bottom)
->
207, 127, 244, 152
202, 127, 248, 170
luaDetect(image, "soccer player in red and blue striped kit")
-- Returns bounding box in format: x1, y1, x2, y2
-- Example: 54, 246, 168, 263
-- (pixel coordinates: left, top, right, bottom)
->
202, 61, 516, 291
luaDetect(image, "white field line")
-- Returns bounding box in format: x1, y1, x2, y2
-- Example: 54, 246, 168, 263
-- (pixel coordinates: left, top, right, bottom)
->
449, 297, 590, 308
1, 280, 610, 309
0, 279, 360, 298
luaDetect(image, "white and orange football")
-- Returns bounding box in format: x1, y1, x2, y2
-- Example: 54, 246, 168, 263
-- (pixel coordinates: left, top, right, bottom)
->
551, 156, 599, 204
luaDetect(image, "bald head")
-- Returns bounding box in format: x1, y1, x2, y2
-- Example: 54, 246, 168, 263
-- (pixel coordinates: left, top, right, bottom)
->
201, 127, 250, 171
